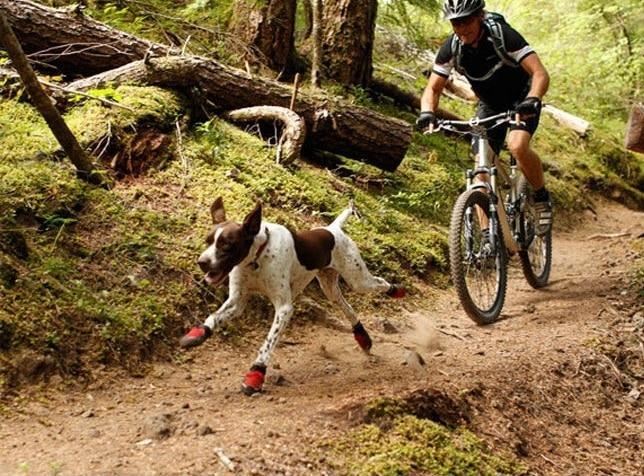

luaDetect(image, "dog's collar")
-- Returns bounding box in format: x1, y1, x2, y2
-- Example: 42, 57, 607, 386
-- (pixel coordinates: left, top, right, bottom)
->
250, 227, 270, 270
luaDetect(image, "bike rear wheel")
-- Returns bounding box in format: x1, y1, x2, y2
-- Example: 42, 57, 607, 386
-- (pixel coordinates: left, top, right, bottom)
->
449, 189, 508, 325
517, 177, 552, 288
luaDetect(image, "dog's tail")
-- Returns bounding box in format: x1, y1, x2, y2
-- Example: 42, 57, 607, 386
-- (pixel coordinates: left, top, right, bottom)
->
329, 200, 360, 230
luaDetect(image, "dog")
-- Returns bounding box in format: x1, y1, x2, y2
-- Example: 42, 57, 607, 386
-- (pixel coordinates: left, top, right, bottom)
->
180, 197, 405, 395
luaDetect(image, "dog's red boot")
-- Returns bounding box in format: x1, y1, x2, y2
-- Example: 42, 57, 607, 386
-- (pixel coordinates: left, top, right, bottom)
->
179, 325, 212, 348
352, 321, 372, 353
386, 284, 406, 299
241, 365, 266, 395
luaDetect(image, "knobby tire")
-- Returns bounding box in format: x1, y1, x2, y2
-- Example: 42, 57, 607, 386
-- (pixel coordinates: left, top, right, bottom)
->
449, 189, 508, 325
517, 177, 552, 288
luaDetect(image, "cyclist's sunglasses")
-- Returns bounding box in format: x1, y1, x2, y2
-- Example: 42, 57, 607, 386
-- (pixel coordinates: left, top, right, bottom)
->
450, 14, 479, 27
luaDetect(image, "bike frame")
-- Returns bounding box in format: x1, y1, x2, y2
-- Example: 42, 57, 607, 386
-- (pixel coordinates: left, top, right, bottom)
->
433, 112, 525, 254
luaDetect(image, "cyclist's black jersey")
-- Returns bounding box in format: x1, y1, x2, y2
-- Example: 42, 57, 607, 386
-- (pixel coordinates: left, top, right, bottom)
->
432, 20, 535, 110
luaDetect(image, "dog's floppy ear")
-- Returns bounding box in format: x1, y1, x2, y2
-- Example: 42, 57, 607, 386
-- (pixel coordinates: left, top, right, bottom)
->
211, 197, 226, 224
242, 201, 262, 237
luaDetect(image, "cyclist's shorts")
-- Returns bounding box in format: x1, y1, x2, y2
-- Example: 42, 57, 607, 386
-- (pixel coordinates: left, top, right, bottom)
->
474, 100, 541, 155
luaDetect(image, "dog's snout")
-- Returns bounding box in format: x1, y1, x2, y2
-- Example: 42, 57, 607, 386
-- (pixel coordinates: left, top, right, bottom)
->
197, 256, 210, 273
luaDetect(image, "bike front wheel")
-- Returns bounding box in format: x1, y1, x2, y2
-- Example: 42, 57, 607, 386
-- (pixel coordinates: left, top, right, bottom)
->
449, 189, 508, 325
517, 177, 552, 288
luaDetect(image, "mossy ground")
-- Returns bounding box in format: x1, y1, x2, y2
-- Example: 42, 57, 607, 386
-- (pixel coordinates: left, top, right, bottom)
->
0, 83, 451, 392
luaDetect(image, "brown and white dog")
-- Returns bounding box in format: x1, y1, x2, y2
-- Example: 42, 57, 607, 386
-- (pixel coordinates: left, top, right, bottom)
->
180, 197, 404, 394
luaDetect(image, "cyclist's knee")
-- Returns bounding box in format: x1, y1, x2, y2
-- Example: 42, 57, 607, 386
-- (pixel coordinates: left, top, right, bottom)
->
507, 135, 530, 158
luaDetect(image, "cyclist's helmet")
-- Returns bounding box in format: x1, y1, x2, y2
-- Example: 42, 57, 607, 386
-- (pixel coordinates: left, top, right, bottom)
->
442, 0, 485, 20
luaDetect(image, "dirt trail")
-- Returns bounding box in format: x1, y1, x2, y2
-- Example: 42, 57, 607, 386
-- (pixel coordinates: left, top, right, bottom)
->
1, 201, 642, 476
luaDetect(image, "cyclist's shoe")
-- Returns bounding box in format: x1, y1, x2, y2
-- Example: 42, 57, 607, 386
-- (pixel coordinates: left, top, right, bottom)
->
533, 200, 553, 236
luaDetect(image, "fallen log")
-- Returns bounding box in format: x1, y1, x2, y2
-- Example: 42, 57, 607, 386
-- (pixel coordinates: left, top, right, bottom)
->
223, 106, 306, 165
65, 56, 411, 171
542, 104, 591, 137
625, 103, 644, 154
0, 0, 174, 75
1, 0, 411, 171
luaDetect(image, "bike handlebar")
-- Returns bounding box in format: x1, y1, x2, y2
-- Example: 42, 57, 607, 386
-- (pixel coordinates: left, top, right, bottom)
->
424, 110, 524, 136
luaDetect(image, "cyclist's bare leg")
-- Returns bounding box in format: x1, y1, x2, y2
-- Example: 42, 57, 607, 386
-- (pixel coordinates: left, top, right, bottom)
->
507, 129, 552, 235
507, 129, 544, 190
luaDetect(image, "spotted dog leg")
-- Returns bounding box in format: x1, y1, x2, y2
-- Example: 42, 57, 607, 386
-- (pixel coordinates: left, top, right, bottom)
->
242, 299, 294, 395
180, 292, 248, 348
317, 269, 372, 353
333, 236, 405, 298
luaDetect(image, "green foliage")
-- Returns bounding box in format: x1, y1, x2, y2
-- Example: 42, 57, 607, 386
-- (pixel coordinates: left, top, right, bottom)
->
86, 0, 236, 61
0, 100, 57, 159
92, 3, 148, 35
488, 0, 643, 130
379, 0, 445, 49
0, 160, 86, 228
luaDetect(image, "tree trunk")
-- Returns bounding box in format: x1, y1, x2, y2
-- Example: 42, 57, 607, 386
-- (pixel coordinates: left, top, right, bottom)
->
625, 103, 644, 154
230, 0, 297, 76
0, 11, 106, 186
322, 0, 377, 87
310, 0, 322, 88
300, 0, 313, 40
66, 56, 411, 171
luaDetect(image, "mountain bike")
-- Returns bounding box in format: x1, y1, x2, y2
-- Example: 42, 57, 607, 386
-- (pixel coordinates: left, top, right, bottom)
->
429, 111, 552, 324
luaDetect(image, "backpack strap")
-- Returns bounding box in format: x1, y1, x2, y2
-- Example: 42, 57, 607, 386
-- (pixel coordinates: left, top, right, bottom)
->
450, 12, 520, 80
450, 34, 464, 75
483, 12, 520, 68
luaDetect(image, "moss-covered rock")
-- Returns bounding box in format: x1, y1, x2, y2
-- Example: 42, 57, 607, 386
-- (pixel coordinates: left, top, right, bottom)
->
329, 410, 524, 475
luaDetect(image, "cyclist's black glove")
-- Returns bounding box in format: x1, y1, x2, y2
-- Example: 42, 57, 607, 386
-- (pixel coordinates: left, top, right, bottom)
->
416, 111, 437, 131
516, 96, 542, 117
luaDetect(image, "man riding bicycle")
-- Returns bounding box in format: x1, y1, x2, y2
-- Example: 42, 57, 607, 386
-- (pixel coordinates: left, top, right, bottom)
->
417, 0, 553, 235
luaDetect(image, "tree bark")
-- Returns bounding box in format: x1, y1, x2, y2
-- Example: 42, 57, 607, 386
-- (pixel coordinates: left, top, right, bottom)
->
625, 103, 644, 154
321, 0, 377, 87
230, 0, 297, 76
310, 0, 322, 88
0, 11, 106, 186
66, 56, 411, 171
0, 0, 174, 76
